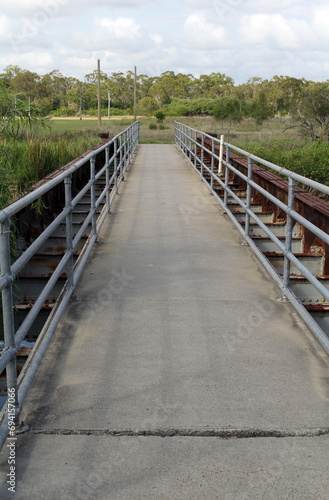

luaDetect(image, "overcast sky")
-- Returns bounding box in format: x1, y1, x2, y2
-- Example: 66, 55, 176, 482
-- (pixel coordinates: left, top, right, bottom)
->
1, 0, 329, 84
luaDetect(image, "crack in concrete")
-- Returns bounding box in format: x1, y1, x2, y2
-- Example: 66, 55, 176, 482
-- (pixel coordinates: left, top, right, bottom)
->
31, 427, 329, 439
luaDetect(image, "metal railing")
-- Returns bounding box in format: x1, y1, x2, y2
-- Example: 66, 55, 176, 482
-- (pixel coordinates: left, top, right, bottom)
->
175, 121, 329, 357
0, 121, 139, 449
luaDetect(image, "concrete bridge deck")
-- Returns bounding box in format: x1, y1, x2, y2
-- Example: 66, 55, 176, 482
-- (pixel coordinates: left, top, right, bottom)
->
1, 144, 329, 499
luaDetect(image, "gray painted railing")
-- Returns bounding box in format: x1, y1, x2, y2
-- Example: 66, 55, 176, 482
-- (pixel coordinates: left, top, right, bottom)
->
0, 121, 139, 450
175, 120, 329, 357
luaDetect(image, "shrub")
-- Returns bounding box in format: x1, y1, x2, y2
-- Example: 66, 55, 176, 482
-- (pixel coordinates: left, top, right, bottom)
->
155, 110, 165, 123
50, 107, 76, 117
149, 122, 157, 130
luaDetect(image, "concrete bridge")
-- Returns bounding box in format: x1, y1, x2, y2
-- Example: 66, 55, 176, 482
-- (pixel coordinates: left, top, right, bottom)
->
1, 141, 329, 499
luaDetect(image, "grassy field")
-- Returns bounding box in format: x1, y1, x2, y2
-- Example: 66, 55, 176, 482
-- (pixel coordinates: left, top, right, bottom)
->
1, 114, 325, 212
49, 115, 304, 145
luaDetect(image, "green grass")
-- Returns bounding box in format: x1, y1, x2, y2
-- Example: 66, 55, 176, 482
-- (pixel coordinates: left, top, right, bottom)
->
234, 139, 329, 187
49, 115, 305, 144
0, 131, 102, 209
1, 115, 327, 212
49, 116, 135, 134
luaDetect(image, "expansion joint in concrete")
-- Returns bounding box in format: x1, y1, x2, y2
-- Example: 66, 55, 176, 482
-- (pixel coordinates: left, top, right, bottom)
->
31, 427, 329, 439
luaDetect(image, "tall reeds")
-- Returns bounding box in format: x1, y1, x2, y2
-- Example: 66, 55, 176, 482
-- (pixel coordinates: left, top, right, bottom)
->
0, 131, 101, 209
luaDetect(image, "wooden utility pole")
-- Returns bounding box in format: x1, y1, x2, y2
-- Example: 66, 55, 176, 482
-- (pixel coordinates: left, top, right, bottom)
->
134, 65, 137, 122
97, 59, 101, 127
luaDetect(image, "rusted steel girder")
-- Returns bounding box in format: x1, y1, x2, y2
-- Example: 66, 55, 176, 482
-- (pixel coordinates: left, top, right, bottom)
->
198, 137, 329, 274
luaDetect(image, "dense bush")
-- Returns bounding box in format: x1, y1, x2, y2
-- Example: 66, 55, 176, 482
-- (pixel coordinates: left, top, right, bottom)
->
0, 132, 102, 209
236, 140, 329, 186
50, 107, 76, 117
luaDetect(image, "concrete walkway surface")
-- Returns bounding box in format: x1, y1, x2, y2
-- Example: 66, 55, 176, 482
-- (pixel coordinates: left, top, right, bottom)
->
1, 144, 329, 499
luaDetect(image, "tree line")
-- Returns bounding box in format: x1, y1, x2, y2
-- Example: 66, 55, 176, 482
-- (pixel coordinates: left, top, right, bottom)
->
1, 65, 329, 140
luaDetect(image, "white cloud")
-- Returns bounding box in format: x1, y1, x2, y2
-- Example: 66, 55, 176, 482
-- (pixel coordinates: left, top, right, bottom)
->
1, 0, 329, 84
240, 14, 301, 49
69, 17, 145, 52
97, 17, 141, 39
151, 34, 163, 45
246, 0, 308, 13
312, 7, 329, 44
240, 9, 329, 51
0, 16, 14, 45
184, 13, 231, 49
1, 0, 152, 16
0, 51, 54, 74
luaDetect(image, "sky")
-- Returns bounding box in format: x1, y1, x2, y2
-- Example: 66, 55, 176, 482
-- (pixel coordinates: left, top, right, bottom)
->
1, 0, 329, 84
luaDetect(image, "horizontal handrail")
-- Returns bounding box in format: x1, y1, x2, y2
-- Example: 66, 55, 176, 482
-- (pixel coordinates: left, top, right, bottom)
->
178, 122, 329, 196
175, 120, 329, 357
0, 121, 140, 451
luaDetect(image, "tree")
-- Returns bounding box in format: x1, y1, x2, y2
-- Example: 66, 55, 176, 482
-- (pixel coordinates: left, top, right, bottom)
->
213, 97, 244, 122
11, 70, 40, 99
251, 91, 274, 125
289, 81, 329, 141
191, 73, 234, 98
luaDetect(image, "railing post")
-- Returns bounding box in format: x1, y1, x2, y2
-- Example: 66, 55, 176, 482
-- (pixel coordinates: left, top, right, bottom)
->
0, 218, 18, 422
114, 139, 118, 194
201, 135, 205, 179
194, 130, 197, 169
218, 134, 224, 175
244, 156, 253, 242
211, 139, 215, 191
64, 175, 74, 288
119, 135, 123, 180
281, 177, 296, 300
224, 145, 230, 209
129, 125, 132, 155
189, 128, 192, 161
105, 146, 110, 212
123, 131, 127, 174
90, 156, 97, 238
184, 126, 187, 155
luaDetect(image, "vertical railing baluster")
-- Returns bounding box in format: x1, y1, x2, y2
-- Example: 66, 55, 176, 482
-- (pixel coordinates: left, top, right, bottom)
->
218, 135, 224, 175
130, 124, 132, 159
224, 145, 230, 209
189, 128, 192, 161
105, 146, 110, 212
119, 134, 123, 180
244, 156, 253, 241
201, 135, 205, 179
129, 125, 132, 159
123, 131, 127, 175
0, 218, 18, 422
185, 126, 187, 155
90, 156, 97, 238
282, 177, 296, 297
114, 139, 118, 195
211, 139, 215, 191
64, 175, 74, 288
194, 130, 197, 169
